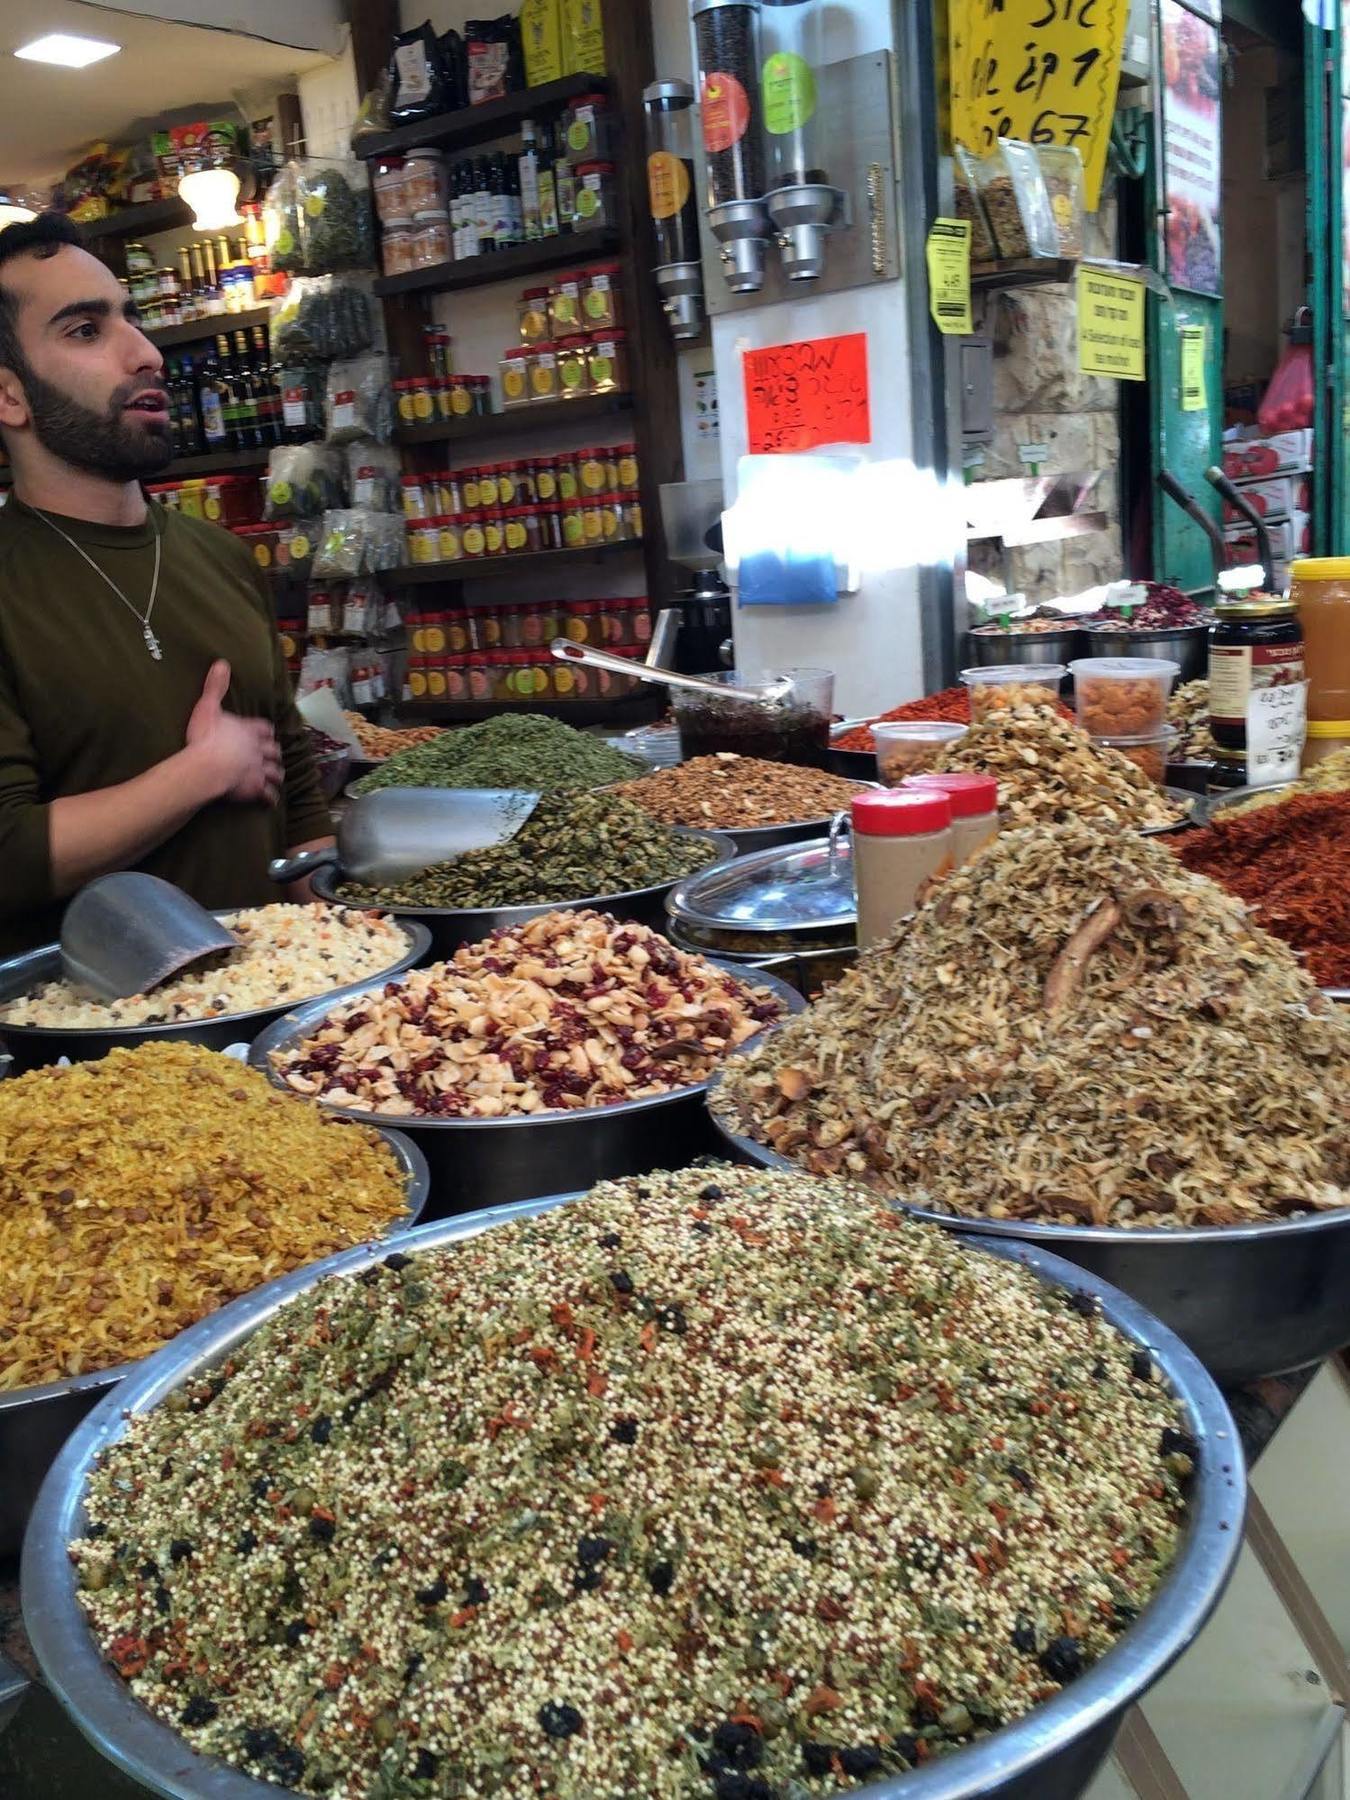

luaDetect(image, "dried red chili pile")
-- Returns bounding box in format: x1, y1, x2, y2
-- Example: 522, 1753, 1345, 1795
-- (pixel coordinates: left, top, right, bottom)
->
1177, 791, 1350, 988
835, 687, 1072, 751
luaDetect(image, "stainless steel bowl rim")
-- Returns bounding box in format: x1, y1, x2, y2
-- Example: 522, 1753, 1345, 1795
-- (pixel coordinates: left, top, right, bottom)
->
707, 1073, 1350, 1247
0, 1125, 431, 1416
310, 829, 735, 920
1191, 781, 1294, 825
22, 1191, 1244, 1800
0, 916, 433, 1042
1140, 787, 1199, 836
247, 960, 805, 1132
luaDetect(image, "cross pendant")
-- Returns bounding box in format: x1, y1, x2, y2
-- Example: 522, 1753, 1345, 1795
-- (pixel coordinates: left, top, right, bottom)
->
143, 624, 163, 661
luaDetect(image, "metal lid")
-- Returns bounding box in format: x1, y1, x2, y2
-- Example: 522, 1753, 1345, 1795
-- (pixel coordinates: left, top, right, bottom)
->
666, 834, 855, 934
643, 78, 695, 106
692, 0, 760, 15
1214, 595, 1296, 619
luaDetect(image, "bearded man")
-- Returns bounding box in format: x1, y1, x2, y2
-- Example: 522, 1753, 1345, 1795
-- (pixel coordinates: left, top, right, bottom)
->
0, 212, 333, 956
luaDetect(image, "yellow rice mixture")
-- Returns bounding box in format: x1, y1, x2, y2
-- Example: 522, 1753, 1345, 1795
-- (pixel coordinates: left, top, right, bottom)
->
0, 903, 411, 1030
0, 1044, 411, 1392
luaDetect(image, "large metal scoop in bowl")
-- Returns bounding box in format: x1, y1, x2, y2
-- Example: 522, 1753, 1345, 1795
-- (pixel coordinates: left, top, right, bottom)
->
59, 872, 240, 1002
270, 787, 542, 889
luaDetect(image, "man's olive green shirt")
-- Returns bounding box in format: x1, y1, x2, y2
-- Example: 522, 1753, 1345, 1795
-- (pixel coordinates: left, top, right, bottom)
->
0, 495, 330, 957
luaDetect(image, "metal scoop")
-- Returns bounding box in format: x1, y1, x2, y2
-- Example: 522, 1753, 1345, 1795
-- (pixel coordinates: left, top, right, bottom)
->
269, 787, 542, 889
550, 639, 792, 703
60, 872, 240, 1001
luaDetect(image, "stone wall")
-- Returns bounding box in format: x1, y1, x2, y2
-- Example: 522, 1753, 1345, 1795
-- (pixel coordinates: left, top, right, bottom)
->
967, 184, 1124, 603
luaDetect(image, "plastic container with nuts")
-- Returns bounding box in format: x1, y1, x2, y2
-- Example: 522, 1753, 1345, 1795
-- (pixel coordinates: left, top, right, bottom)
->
1091, 729, 1177, 788
960, 664, 1067, 719
872, 720, 968, 784
974, 140, 1058, 261
954, 146, 997, 262
1071, 657, 1180, 737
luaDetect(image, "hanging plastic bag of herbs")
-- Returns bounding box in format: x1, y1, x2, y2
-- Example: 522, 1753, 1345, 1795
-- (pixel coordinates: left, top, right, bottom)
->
465, 16, 523, 105
263, 161, 306, 276
390, 21, 457, 123
351, 68, 393, 148
298, 162, 373, 274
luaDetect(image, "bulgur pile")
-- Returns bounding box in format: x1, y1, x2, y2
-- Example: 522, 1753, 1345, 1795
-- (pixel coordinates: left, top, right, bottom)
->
0, 905, 412, 1030
72, 1166, 1191, 1800
930, 707, 1183, 831
715, 821, 1350, 1228
272, 911, 784, 1119
0, 1044, 411, 1391
614, 755, 866, 829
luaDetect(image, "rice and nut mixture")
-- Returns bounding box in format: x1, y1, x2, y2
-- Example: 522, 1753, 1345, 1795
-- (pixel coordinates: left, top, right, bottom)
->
613, 755, 866, 830
716, 820, 1350, 1228
273, 912, 785, 1119
0, 905, 412, 1030
1, 1044, 411, 1391
72, 1166, 1191, 1799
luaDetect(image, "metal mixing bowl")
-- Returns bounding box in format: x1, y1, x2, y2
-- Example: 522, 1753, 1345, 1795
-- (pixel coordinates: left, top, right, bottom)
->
304, 830, 734, 960
0, 1126, 429, 1559
0, 916, 432, 1074
708, 1092, 1350, 1385
249, 963, 805, 1217
21, 1192, 1243, 1800
1083, 625, 1209, 685
964, 628, 1087, 669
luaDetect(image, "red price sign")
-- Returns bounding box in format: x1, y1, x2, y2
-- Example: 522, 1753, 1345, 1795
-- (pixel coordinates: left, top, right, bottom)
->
742, 332, 871, 455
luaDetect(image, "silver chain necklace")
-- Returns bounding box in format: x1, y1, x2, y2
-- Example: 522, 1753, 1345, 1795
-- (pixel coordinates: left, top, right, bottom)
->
32, 502, 164, 661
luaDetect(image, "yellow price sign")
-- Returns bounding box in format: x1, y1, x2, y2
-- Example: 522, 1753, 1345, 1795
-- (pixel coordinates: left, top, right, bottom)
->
949, 0, 1129, 211
926, 218, 973, 335
1076, 268, 1145, 380
1180, 325, 1207, 411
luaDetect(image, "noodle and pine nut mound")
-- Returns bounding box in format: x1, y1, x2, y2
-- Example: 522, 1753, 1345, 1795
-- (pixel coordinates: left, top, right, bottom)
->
73, 1166, 1191, 1799
0, 904, 413, 1031
0, 1043, 412, 1392
715, 821, 1350, 1228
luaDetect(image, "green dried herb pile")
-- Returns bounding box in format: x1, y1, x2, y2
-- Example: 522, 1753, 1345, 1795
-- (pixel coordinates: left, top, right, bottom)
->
338, 792, 720, 909
351, 715, 647, 796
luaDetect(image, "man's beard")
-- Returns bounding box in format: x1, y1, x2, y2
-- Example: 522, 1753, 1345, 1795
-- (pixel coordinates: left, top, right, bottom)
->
22, 365, 173, 481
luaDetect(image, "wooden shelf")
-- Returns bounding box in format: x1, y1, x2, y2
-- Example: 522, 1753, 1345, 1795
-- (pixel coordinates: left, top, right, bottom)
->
373, 230, 622, 300
355, 74, 608, 162
396, 393, 632, 452
971, 257, 1077, 294
159, 447, 271, 478
78, 198, 194, 243
389, 540, 644, 586
147, 307, 271, 350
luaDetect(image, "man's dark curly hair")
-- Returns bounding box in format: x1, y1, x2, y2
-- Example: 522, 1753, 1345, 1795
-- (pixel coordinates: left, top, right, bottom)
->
0, 212, 84, 377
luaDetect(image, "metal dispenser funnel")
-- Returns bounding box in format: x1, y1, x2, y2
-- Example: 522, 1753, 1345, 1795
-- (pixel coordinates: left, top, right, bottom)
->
692, 0, 772, 293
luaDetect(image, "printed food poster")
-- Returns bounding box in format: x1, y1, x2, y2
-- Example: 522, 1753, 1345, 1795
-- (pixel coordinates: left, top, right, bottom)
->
1160, 0, 1222, 296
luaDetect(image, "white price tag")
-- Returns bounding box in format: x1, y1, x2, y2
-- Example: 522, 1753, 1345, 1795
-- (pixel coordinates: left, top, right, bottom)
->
1246, 680, 1307, 785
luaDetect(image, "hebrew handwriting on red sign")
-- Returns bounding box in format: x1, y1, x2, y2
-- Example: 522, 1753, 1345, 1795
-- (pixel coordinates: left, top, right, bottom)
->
742, 332, 871, 455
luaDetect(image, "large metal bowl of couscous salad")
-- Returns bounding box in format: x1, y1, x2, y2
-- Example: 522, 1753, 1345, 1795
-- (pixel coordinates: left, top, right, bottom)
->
26, 1170, 1242, 1800
0, 903, 431, 1071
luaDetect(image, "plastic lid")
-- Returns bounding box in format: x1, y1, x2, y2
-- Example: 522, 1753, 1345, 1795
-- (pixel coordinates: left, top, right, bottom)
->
583, 260, 623, 276
960, 663, 1066, 683
571, 91, 609, 106
406, 147, 446, 160
503, 346, 531, 358
1290, 558, 1350, 580
412, 209, 450, 223
553, 271, 583, 284
1214, 595, 1296, 619
557, 335, 590, 348
589, 328, 627, 341
575, 161, 617, 175
851, 789, 952, 836
1070, 656, 1180, 679
614, 442, 637, 453
902, 773, 999, 818
521, 286, 551, 298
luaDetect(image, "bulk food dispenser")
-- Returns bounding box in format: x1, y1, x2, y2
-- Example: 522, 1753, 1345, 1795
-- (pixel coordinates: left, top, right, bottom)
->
760, 0, 846, 279
690, 0, 771, 292
642, 79, 705, 339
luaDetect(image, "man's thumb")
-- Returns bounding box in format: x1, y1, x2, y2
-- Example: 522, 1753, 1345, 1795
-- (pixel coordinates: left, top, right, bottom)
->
199, 660, 232, 710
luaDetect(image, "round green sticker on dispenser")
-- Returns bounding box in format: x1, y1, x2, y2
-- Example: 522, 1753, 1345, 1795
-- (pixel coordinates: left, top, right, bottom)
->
762, 52, 817, 135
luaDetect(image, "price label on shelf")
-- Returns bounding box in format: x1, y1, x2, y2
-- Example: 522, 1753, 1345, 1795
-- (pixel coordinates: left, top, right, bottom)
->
926, 219, 973, 336
1246, 679, 1307, 786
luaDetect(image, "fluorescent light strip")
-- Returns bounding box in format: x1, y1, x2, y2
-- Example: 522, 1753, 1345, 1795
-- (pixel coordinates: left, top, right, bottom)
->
14, 33, 120, 69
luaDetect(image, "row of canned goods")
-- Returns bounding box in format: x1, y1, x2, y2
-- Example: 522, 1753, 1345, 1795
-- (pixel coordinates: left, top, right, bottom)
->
409, 597, 653, 655
406, 493, 642, 563
400, 444, 640, 519
406, 647, 647, 704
